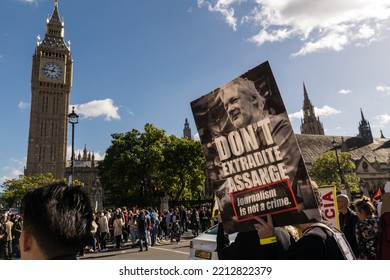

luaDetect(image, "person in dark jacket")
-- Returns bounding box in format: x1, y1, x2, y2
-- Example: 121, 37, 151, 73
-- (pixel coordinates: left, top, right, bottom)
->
217, 215, 294, 260
254, 214, 355, 260
337, 194, 360, 257
255, 180, 356, 260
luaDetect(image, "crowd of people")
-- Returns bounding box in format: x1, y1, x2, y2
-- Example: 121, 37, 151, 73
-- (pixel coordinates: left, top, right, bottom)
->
0, 213, 22, 260
1, 180, 388, 260
81, 205, 214, 256
338, 194, 382, 260
0, 182, 218, 260
217, 187, 387, 260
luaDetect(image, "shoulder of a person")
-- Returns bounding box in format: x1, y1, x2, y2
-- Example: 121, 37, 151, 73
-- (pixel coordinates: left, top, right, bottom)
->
367, 216, 380, 225
347, 208, 358, 216
302, 225, 329, 239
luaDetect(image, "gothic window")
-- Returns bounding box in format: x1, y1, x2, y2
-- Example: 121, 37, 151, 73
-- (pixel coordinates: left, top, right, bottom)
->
40, 120, 44, 137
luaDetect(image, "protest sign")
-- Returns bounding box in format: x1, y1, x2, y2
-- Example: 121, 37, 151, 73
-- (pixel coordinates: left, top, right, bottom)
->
319, 186, 340, 230
191, 61, 321, 233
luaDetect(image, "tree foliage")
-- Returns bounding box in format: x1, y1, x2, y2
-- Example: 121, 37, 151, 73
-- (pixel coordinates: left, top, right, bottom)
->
1, 173, 61, 208
98, 123, 206, 207
159, 135, 205, 201
309, 151, 360, 193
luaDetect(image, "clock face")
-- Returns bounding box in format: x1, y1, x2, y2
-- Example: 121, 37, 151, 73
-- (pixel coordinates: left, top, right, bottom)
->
42, 62, 62, 80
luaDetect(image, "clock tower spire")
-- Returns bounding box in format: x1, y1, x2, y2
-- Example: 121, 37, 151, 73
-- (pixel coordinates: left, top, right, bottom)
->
25, 0, 73, 180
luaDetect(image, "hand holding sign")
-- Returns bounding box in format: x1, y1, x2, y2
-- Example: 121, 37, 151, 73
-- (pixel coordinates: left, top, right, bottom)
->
254, 214, 275, 239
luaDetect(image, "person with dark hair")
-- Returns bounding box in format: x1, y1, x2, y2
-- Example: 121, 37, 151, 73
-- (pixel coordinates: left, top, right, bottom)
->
12, 215, 23, 259
0, 214, 13, 259
136, 210, 148, 252
113, 212, 124, 249
190, 208, 201, 237
19, 182, 93, 260
354, 196, 380, 260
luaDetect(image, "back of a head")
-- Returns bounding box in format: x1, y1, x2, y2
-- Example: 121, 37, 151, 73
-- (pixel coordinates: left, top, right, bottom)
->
20, 182, 93, 259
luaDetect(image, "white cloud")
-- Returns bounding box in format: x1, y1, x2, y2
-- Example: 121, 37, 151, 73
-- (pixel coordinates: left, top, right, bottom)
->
339, 89, 352, 95
127, 109, 134, 116
289, 105, 341, 121
18, 101, 30, 110
197, 0, 239, 31
373, 114, 390, 127
0, 157, 25, 185
288, 109, 303, 121
199, 0, 390, 55
72, 99, 120, 121
18, 0, 38, 5
315, 105, 341, 117
376, 85, 390, 95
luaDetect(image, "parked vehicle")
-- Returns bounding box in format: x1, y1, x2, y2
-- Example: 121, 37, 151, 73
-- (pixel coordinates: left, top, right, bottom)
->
188, 224, 237, 260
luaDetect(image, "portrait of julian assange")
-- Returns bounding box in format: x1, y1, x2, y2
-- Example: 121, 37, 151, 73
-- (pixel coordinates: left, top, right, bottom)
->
191, 61, 321, 234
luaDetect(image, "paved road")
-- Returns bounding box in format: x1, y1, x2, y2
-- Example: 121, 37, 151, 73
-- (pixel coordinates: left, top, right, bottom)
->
79, 231, 194, 260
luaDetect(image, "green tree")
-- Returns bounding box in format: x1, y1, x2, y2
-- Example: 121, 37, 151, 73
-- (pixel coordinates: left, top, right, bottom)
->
158, 135, 206, 201
309, 151, 360, 194
98, 124, 168, 207
1, 173, 61, 208
98, 124, 207, 207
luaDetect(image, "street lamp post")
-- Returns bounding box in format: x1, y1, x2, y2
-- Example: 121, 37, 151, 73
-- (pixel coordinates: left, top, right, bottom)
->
331, 137, 351, 199
68, 106, 79, 186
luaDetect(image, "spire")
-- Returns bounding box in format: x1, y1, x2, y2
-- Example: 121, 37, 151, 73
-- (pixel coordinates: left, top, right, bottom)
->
360, 108, 366, 122
358, 108, 373, 144
381, 130, 385, 138
83, 144, 88, 160
39, 0, 68, 50
303, 82, 309, 101
183, 118, 192, 140
300, 82, 324, 135
47, 0, 62, 30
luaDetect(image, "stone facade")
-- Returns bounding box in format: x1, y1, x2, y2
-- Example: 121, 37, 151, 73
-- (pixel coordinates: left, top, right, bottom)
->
296, 134, 390, 195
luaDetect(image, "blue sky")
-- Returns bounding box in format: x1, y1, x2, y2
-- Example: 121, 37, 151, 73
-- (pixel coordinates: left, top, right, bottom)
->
1, 0, 390, 185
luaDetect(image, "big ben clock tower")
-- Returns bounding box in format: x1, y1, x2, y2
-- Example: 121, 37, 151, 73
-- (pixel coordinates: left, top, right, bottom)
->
25, 0, 73, 179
